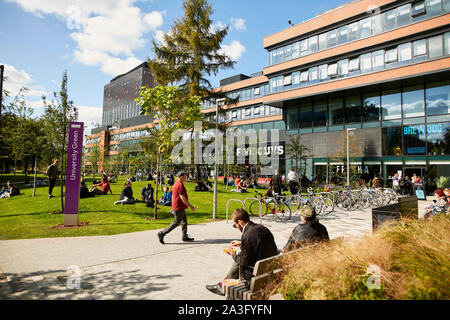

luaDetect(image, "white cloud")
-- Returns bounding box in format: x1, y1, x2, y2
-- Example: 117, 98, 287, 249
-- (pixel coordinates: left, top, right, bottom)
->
76, 105, 103, 129
1, 63, 46, 99
220, 40, 246, 61
230, 17, 246, 31
7, 0, 165, 76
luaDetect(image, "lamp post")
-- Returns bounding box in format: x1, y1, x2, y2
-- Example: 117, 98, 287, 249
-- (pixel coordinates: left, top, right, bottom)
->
213, 98, 226, 219
0, 65, 4, 122
346, 128, 356, 186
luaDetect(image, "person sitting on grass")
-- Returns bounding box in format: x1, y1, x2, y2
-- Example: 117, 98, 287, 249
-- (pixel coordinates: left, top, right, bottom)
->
159, 186, 172, 206
114, 180, 135, 205
80, 178, 95, 198
89, 176, 112, 196
283, 205, 329, 252
231, 178, 247, 193
0, 181, 20, 198
141, 183, 155, 208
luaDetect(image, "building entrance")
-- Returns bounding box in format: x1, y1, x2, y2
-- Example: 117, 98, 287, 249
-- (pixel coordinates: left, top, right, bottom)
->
404, 167, 426, 181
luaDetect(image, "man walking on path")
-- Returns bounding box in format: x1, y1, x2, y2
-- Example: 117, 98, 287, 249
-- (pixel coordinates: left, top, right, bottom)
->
46, 159, 60, 199
287, 168, 299, 195
158, 171, 195, 244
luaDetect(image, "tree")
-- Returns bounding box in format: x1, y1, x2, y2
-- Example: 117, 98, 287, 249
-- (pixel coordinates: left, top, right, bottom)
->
87, 145, 101, 182
149, 0, 237, 180
139, 85, 203, 219
285, 135, 310, 175
41, 71, 78, 213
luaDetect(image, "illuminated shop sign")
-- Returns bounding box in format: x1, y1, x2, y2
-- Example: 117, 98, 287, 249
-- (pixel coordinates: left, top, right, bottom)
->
403, 124, 443, 135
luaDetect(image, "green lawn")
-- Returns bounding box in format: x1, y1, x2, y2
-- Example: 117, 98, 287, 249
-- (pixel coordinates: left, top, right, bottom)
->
0, 178, 266, 240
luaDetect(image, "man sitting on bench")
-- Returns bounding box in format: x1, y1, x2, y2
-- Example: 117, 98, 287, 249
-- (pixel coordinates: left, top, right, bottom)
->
283, 205, 329, 252
205, 208, 278, 296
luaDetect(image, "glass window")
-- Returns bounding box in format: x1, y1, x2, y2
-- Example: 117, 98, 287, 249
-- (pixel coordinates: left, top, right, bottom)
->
426, 0, 442, 17
413, 39, 427, 61
428, 34, 443, 58
328, 63, 338, 77
397, 4, 411, 27
384, 9, 397, 31
426, 81, 450, 115
276, 76, 283, 92
427, 122, 450, 155
245, 108, 252, 118
445, 0, 450, 11
372, 50, 384, 70
283, 74, 292, 86
360, 53, 372, 72
300, 39, 308, 56
271, 50, 276, 65
284, 44, 292, 60
309, 67, 318, 84
329, 97, 344, 125
381, 88, 402, 120
254, 106, 260, 115
313, 99, 327, 127
348, 22, 359, 41
403, 84, 425, 118
309, 36, 318, 53
254, 87, 260, 96
318, 64, 328, 81
403, 124, 426, 155
299, 102, 313, 129
445, 32, 450, 55
292, 71, 300, 88
359, 17, 371, 39
362, 92, 381, 122
385, 47, 398, 64
276, 47, 284, 64
327, 29, 337, 48
398, 42, 412, 63
372, 14, 383, 35
300, 71, 309, 83
338, 59, 349, 77
345, 94, 361, 123
382, 127, 403, 156
412, 0, 426, 21
348, 57, 360, 74
292, 42, 300, 59
319, 33, 327, 50
270, 78, 277, 93
337, 25, 348, 45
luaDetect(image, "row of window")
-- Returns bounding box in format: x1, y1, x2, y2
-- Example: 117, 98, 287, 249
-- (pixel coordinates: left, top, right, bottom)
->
110, 129, 150, 142
269, 0, 450, 66
382, 122, 450, 156
103, 103, 141, 126
85, 137, 100, 145
270, 32, 450, 95
200, 84, 270, 110
286, 80, 450, 131
205, 105, 283, 123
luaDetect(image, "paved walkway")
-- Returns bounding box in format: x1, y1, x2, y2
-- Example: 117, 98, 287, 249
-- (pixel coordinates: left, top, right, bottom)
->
0, 199, 433, 300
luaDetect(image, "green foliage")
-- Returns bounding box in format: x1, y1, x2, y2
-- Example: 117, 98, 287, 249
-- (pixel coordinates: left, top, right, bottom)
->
347, 275, 387, 300
436, 176, 449, 189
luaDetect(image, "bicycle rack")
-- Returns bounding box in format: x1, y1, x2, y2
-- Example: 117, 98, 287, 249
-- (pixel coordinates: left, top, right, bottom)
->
243, 197, 262, 224
226, 199, 244, 224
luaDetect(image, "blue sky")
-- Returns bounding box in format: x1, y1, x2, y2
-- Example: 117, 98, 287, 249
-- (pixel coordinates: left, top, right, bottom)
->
0, 0, 347, 131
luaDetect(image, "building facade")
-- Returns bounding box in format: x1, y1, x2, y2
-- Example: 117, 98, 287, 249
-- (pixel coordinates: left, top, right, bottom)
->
86, 0, 450, 191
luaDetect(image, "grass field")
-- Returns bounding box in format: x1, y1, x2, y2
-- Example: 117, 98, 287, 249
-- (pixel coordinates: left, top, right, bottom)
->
0, 177, 266, 240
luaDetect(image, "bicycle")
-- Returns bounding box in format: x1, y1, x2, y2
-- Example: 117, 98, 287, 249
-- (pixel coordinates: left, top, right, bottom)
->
248, 190, 292, 221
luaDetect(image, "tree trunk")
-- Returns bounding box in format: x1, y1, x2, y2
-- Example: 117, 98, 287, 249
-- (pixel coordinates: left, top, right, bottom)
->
32, 154, 37, 197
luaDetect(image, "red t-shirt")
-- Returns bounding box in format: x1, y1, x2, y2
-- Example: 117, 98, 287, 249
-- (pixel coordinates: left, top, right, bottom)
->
99, 181, 111, 194
172, 180, 188, 211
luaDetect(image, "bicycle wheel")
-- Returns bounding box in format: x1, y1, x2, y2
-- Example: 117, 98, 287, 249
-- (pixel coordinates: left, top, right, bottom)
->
249, 200, 267, 217
319, 197, 334, 215
274, 202, 292, 221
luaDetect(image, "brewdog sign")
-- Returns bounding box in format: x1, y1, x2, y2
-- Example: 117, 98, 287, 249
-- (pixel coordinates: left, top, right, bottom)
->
64, 122, 84, 226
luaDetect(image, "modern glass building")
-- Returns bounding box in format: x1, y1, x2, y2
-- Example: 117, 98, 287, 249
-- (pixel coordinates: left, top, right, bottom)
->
202, 0, 450, 191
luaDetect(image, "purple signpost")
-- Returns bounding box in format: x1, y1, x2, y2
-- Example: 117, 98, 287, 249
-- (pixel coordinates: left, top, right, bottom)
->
64, 122, 84, 226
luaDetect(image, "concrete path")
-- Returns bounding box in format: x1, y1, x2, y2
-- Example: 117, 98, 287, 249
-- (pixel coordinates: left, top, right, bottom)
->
0, 199, 433, 300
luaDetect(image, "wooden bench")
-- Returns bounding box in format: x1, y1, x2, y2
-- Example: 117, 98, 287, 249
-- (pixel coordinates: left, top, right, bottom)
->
222, 237, 343, 300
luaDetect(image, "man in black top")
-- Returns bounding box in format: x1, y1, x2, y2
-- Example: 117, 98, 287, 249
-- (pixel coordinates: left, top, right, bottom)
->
205, 208, 279, 296
270, 169, 282, 195
283, 205, 329, 251
46, 159, 60, 199
141, 183, 154, 207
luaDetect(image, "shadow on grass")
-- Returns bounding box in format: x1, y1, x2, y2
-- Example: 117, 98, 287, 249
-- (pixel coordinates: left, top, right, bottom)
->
1, 267, 182, 300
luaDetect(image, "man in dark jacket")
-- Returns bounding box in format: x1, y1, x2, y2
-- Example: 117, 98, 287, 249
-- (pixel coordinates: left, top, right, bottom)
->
141, 183, 154, 207
46, 159, 60, 199
269, 169, 282, 195
205, 208, 279, 296
283, 205, 329, 251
